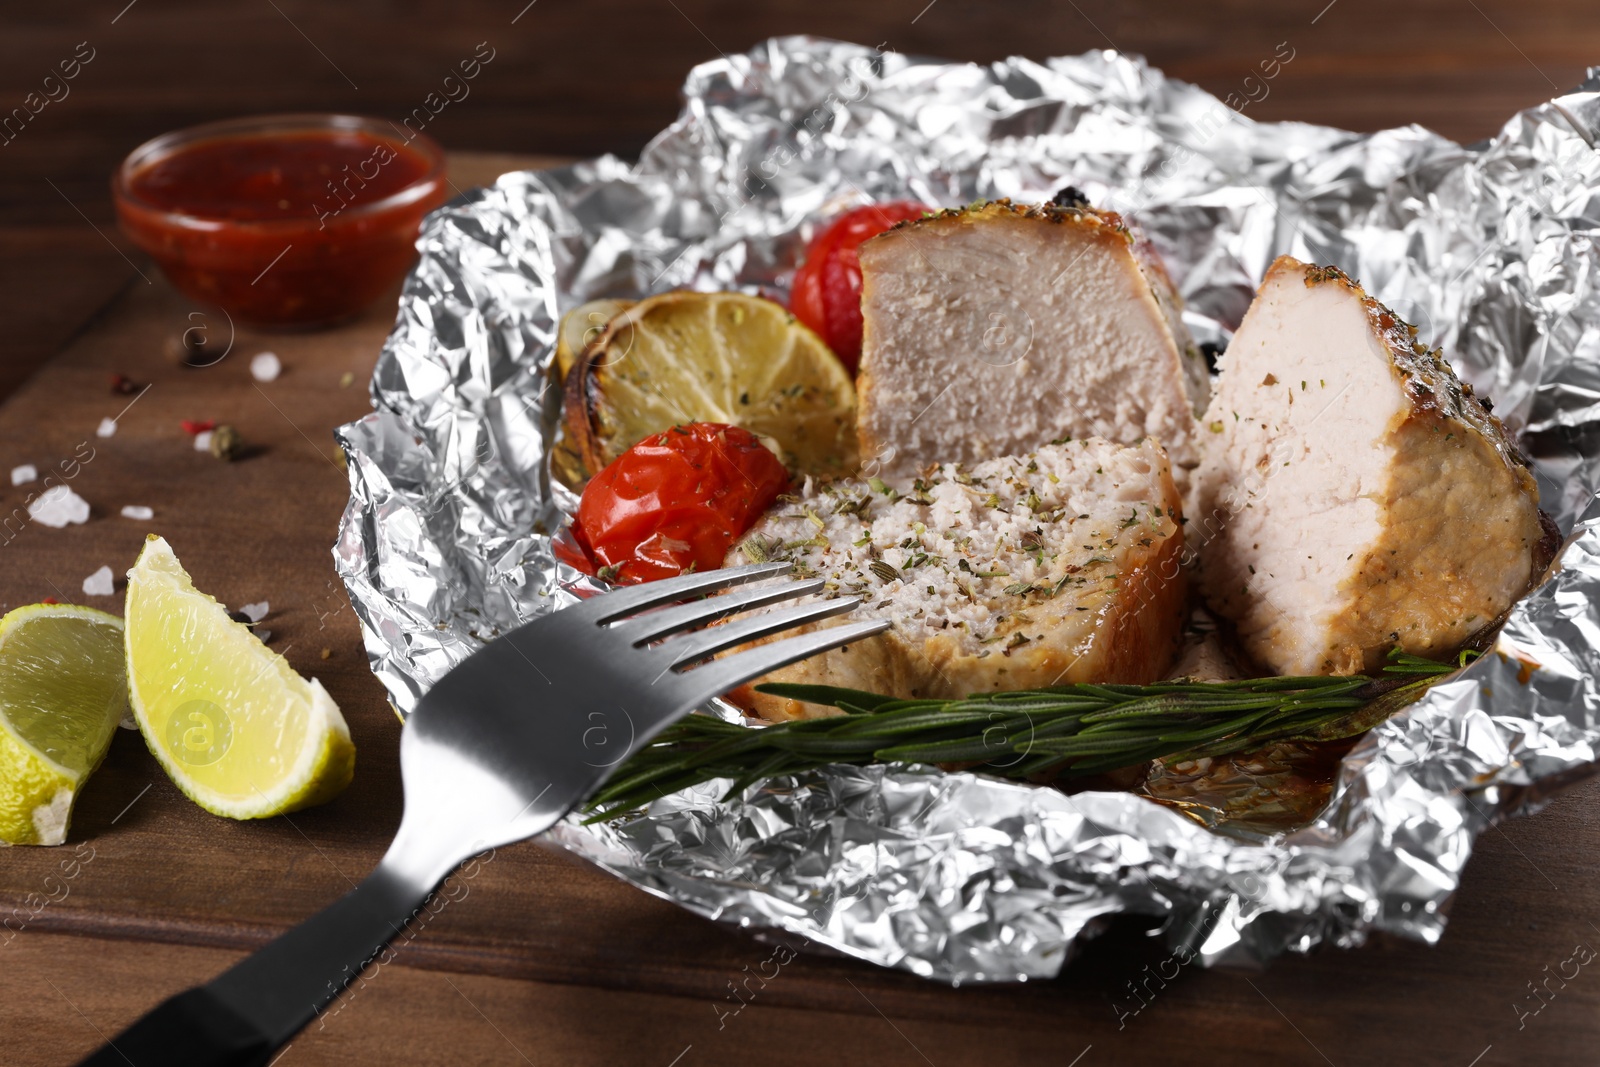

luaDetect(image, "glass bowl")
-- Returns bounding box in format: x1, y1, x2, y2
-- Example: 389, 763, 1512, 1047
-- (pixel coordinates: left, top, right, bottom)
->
114, 114, 449, 328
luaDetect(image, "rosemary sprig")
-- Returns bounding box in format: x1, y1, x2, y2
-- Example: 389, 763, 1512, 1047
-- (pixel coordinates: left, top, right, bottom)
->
582, 650, 1475, 822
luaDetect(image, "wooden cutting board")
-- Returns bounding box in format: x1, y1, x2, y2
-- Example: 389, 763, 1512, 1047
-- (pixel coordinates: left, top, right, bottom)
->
2, 153, 1598, 1067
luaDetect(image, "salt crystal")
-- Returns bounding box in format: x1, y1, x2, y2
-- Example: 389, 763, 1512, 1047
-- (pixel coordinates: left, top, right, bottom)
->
250, 352, 282, 382
194, 431, 213, 452
97, 417, 117, 438
28, 485, 90, 528
120, 505, 154, 521
240, 601, 269, 623
82, 566, 114, 597
10, 464, 36, 486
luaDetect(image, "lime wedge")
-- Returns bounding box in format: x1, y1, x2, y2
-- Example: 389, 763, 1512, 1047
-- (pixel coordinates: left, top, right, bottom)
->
125, 535, 354, 819
0, 604, 127, 846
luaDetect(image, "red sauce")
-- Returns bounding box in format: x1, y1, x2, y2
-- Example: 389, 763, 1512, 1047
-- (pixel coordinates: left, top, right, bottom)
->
115, 121, 448, 327
127, 131, 433, 223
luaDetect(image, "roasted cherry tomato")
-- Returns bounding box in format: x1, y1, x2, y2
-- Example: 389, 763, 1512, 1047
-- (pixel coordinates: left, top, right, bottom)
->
790, 200, 930, 373
571, 423, 790, 584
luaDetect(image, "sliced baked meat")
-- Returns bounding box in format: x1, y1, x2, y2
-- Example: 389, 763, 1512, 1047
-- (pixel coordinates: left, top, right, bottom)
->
723, 437, 1186, 721
1193, 255, 1546, 675
854, 199, 1206, 483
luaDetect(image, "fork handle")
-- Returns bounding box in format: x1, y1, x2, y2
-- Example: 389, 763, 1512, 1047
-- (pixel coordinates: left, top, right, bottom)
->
77, 864, 436, 1066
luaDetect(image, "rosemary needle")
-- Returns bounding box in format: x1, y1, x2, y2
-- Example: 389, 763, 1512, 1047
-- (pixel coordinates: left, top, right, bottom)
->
582, 650, 1475, 822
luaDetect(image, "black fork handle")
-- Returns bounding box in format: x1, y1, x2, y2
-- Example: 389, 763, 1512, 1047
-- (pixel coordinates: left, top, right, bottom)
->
78, 865, 436, 1066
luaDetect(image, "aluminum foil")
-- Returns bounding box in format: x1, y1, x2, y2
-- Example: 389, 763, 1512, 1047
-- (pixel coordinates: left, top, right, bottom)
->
334, 37, 1600, 982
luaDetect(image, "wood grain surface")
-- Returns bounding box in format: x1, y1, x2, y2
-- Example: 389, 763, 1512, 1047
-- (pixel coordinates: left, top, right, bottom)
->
1, 4, 1599, 1064
4, 0, 1596, 393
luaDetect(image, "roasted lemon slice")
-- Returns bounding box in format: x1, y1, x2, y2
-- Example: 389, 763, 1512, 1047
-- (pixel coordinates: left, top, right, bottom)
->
563, 291, 858, 478
125, 535, 353, 819
554, 297, 634, 382
0, 604, 126, 845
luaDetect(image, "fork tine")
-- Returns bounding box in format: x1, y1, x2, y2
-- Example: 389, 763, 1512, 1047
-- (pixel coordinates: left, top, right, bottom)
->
575, 562, 793, 625
611, 577, 827, 646
656, 597, 867, 669
673, 618, 892, 702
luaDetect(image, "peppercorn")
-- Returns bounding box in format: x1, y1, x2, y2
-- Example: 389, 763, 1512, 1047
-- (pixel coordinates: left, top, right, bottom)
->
209, 424, 242, 461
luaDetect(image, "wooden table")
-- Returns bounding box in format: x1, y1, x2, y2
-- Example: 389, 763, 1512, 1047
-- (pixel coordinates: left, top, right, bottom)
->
5, 42, 1600, 1067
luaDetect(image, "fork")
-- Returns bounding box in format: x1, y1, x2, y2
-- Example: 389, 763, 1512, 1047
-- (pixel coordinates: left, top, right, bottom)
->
80, 562, 884, 1067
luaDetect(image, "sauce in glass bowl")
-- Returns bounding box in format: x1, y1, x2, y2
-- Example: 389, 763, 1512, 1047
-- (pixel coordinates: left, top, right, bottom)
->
114, 115, 449, 327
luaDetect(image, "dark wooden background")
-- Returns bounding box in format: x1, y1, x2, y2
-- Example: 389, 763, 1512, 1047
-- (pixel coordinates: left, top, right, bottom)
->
3, 2, 1600, 1065
5, 0, 1597, 394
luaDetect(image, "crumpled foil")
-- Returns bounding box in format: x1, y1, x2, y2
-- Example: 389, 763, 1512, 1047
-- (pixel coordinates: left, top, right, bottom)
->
334, 37, 1600, 982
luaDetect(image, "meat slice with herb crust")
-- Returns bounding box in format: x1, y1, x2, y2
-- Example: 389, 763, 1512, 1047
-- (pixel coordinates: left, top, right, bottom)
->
1192, 256, 1548, 676
723, 437, 1186, 722
854, 198, 1206, 485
